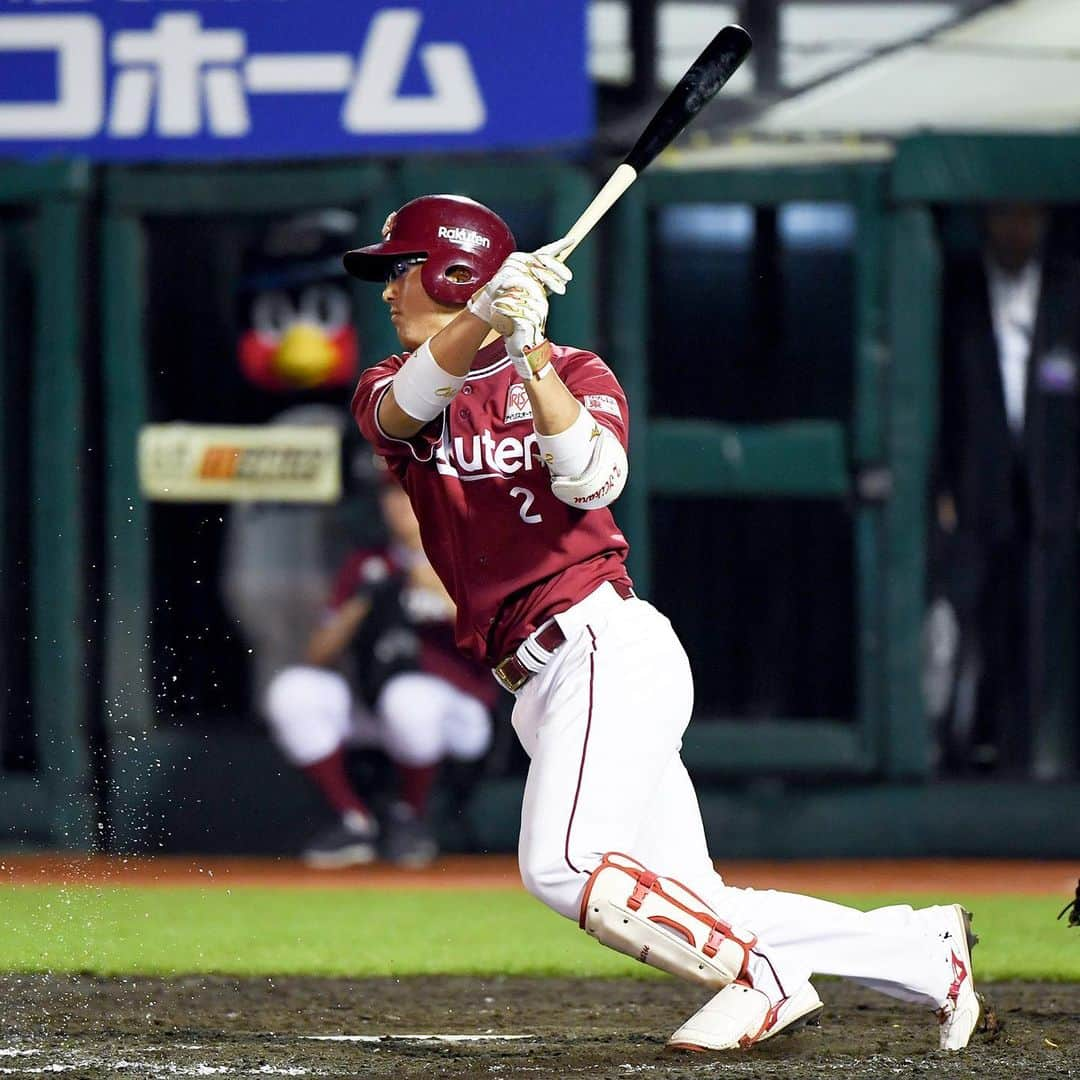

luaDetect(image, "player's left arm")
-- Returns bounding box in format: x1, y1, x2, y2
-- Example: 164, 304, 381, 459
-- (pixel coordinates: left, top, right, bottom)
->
484, 247, 628, 509
522, 347, 629, 510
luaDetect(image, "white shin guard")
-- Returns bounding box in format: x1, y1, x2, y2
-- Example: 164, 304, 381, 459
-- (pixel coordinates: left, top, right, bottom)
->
578, 853, 755, 990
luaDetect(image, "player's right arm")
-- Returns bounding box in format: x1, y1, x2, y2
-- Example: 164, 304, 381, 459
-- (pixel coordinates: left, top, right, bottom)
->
377, 309, 492, 438
305, 596, 371, 667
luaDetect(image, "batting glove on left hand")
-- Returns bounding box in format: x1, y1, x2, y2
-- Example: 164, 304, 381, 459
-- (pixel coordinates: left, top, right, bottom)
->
467, 237, 573, 328
491, 281, 553, 381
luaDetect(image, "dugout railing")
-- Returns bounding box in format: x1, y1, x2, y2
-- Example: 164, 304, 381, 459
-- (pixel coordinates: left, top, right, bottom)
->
891, 133, 1080, 781
591, 134, 1080, 858
0, 161, 95, 849
5, 138, 1077, 858
610, 160, 904, 781
92, 141, 1080, 856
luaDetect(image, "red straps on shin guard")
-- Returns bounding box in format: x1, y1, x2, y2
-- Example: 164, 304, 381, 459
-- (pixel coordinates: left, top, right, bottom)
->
578, 852, 756, 987
628, 871, 659, 912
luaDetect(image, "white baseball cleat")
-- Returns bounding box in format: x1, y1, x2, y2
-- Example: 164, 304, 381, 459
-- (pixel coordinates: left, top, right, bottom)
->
934, 904, 981, 1050
668, 980, 823, 1052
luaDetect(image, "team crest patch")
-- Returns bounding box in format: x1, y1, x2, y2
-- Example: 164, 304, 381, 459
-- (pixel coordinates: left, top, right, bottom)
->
505, 383, 534, 423
584, 393, 621, 419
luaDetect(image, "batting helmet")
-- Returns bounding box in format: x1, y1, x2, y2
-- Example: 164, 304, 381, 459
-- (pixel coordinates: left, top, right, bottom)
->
343, 194, 516, 307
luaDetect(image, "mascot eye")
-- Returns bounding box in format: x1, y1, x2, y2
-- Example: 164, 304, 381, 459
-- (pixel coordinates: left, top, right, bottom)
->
298, 284, 350, 333
251, 291, 295, 340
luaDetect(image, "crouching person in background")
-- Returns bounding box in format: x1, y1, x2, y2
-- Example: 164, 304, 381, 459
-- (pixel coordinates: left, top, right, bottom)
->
264, 476, 497, 867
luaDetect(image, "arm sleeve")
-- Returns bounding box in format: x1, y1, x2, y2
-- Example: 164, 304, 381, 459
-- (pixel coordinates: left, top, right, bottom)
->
350, 354, 445, 466
555, 350, 630, 451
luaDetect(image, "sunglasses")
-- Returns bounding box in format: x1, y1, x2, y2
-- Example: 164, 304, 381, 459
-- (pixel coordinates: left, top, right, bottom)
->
384, 256, 427, 284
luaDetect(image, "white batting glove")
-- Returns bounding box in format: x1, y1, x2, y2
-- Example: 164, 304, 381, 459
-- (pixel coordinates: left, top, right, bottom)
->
466, 238, 573, 327
487, 273, 547, 332
492, 286, 552, 381
532, 234, 576, 273
524, 236, 574, 294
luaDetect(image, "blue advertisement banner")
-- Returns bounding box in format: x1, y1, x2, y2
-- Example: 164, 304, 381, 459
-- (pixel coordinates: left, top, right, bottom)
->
0, 0, 591, 161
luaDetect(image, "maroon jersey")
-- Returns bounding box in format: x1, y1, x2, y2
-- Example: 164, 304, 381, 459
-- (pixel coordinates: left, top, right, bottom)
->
351, 339, 632, 664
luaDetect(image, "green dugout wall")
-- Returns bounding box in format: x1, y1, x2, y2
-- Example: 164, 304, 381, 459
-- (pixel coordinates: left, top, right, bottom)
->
0, 162, 94, 849
892, 134, 1080, 784
611, 161, 903, 779
1, 135, 1078, 856
604, 133, 1080, 856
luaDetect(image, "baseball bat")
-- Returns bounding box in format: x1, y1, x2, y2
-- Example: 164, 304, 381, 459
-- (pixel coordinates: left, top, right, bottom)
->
560, 24, 753, 260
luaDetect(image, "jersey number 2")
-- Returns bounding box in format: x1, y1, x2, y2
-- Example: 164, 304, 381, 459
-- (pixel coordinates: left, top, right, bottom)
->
510, 486, 543, 524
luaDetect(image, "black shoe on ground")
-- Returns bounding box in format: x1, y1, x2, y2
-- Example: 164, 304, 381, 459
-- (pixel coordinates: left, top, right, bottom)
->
382, 802, 438, 868
302, 810, 379, 869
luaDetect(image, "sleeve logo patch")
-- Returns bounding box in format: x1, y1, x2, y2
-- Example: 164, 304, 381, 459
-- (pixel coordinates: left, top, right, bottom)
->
584, 394, 621, 419
505, 383, 534, 424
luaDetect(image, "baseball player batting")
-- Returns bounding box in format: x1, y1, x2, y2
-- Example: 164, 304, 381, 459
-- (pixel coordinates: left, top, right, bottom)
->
345, 194, 982, 1051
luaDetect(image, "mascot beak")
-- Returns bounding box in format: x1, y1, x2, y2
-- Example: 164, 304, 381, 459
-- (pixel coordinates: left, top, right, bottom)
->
272, 323, 338, 388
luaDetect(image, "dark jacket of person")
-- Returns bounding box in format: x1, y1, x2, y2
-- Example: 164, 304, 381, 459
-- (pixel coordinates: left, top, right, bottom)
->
940, 253, 1080, 543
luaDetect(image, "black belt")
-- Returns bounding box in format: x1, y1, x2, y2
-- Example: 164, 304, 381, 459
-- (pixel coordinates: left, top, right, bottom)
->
492, 580, 635, 693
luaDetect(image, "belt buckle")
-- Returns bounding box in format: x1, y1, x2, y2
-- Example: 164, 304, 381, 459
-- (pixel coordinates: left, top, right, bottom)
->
493, 655, 528, 693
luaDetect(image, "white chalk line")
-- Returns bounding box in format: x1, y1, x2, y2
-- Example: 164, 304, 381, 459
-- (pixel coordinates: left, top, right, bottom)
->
0, 1035, 537, 1076
0, 1066, 308, 1077
302, 1034, 536, 1043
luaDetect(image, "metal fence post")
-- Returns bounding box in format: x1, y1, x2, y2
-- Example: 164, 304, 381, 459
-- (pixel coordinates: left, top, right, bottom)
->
883, 205, 941, 778
34, 183, 96, 847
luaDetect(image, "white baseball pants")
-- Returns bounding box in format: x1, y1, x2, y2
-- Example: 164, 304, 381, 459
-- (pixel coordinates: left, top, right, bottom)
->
512, 582, 956, 1010
264, 665, 492, 768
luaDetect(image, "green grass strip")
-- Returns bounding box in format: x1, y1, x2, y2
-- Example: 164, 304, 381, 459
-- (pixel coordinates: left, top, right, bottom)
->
1, 887, 1075, 980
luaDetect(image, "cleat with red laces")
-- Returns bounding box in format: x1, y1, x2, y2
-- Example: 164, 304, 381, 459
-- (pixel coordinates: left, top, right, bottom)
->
935, 904, 981, 1050
668, 980, 822, 1052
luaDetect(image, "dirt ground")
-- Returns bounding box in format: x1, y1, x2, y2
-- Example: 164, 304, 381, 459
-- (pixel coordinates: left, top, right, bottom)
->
3, 858, 1077, 1078
1, 974, 1076, 1079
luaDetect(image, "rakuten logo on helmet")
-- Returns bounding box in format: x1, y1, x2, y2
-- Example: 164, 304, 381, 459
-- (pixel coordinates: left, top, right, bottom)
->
437, 225, 491, 249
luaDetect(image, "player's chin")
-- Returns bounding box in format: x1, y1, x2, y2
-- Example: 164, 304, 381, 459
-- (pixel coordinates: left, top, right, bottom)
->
391, 318, 422, 352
